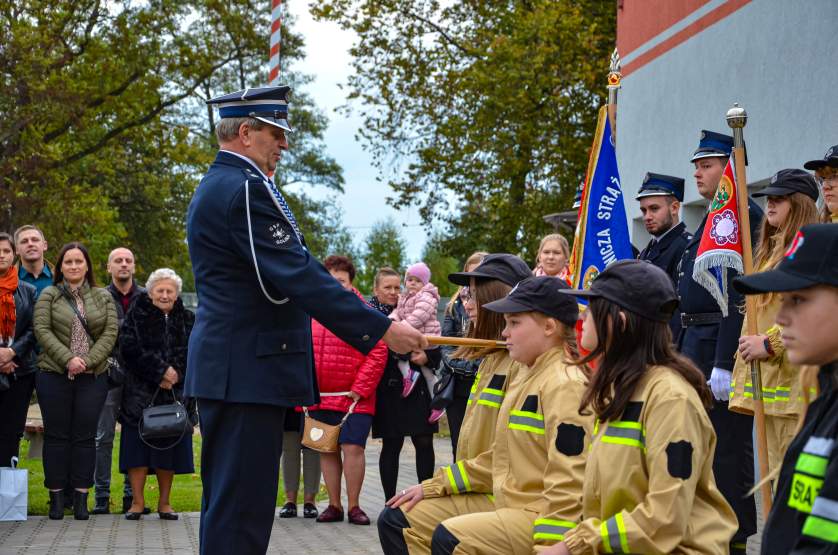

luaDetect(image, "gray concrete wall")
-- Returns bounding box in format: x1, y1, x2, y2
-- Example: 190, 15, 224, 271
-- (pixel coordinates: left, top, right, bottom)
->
617, 0, 838, 246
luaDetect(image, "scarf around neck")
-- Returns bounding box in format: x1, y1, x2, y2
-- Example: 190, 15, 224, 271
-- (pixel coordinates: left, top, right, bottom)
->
0, 266, 18, 344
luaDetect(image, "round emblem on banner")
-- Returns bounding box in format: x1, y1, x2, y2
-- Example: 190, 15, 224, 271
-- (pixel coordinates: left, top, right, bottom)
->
710, 175, 733, 211
310, 427, 324, 442
709, 209, 739, 246
583, 266, 599, 290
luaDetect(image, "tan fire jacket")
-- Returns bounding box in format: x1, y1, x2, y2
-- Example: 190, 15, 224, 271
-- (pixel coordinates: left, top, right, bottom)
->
423, 347, 593, 550
459, 350, 521, 459
729, 296, 804, 417
562, 366, 737, 555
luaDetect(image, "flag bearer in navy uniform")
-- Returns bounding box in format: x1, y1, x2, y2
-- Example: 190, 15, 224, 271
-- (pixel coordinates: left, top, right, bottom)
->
732, 223, 838, 555
185, 86, 426, 555
675, 130, 763, 554
635, 172, 692, 337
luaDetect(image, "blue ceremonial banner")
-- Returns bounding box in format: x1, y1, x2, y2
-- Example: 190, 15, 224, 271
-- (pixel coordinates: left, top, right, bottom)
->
569, 106, 634, 290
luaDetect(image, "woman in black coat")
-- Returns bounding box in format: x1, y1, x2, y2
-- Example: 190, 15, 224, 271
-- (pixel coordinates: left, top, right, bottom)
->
118, 268, 194, 520
369, 268, 440, 501
0, 233, 38, 467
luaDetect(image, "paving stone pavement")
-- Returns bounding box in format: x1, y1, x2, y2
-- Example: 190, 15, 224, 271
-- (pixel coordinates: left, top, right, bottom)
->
0, 437, 453, 555
0, 433, 765, 554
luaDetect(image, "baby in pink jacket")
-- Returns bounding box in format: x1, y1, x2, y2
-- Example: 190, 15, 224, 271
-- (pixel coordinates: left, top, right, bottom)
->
389, 262, 444, 421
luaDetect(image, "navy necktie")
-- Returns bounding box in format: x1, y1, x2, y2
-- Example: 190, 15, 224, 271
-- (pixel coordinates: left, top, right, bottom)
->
265, 179, 302, 240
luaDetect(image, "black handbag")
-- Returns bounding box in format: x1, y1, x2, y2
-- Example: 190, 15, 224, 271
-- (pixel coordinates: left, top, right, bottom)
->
430, 364, 456, 410
139, 388, 192, 450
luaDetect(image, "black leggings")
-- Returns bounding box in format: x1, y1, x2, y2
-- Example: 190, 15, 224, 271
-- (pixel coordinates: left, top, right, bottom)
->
379, 434, 435, 501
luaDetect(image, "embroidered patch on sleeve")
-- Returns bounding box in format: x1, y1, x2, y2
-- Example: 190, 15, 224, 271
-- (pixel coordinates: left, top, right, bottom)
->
555, 423, 586, 456
666, 440, 693, 479
268, 222, 293, 248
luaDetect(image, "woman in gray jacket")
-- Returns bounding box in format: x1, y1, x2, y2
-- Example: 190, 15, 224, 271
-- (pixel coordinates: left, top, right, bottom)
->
34, 242, 118, 520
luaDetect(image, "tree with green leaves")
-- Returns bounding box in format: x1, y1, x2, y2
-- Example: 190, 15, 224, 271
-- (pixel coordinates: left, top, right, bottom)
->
355, 218, 406, 294
0, 1, 348, 288
312, 0, 615, 262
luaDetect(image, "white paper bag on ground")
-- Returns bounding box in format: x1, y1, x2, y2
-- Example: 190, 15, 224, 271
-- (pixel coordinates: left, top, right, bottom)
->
0, 457, 28, 521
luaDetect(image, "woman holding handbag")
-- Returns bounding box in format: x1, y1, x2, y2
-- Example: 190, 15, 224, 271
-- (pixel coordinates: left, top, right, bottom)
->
34, 243, 118, 520
306, 256, 387, 525
118, 268, 194, 521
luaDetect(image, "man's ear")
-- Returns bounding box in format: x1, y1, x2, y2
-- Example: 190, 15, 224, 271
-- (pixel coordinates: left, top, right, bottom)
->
238, 122, 251, 146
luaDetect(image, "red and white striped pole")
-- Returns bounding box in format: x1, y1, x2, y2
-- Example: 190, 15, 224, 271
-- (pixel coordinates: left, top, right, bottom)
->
268, 0, 282, 85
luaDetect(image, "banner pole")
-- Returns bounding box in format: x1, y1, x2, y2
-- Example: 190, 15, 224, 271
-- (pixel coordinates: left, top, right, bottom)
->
727, 103, 772, 518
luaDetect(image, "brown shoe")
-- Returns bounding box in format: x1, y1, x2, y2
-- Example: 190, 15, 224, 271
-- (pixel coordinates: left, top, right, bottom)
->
315, 505, 344, 523
347, 506, 370, 525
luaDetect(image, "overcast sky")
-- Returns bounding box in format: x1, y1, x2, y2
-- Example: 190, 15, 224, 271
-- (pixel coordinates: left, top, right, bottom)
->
285, 1, 427, 261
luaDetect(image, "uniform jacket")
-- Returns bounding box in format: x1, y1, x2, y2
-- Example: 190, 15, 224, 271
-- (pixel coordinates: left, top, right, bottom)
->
185, 151, 391, 406
118, 294, 195, 427
7, 281, 37, 376
562, 366, 737, 555
307, 289, 387, 416
638, 221, 691, 338
33, 283, 118, 376
424, 347, 593, 551
762, 363, 838, 554
422, 351, 519, 496
676, 199, 763, 376
729, 294, 802, 418
389, 283, 442, 336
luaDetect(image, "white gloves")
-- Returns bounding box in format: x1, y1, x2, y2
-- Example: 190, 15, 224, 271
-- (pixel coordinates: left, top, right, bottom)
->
708, 367, 733, 402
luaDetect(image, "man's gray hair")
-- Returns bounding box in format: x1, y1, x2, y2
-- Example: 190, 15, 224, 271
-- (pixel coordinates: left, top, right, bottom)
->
215, 117, 266, 144
146, 268, 183, 295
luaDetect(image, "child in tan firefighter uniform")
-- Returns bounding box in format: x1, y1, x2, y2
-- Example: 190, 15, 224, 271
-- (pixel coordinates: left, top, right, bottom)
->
545, 260, 737, 555
732, 223, 838, 554
729, 169, 820, 476
378, 275, 593, 554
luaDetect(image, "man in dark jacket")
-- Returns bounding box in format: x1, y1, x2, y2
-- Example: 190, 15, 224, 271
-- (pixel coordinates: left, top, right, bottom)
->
187, 86, 425, 554
676, 130, 762, 555
635, 172, 691, 338
91, 247, 146, 514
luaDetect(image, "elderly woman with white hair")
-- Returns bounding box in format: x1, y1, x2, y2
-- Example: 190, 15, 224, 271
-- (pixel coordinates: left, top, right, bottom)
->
117, 268, 195, 520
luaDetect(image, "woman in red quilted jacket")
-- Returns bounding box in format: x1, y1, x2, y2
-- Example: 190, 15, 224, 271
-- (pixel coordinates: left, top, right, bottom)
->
309, 256, 388, 526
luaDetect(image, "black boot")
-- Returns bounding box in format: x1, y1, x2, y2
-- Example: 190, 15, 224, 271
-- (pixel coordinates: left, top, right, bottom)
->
91, 496, 110, 515
122, 495, 132, 514
73, 490, 89, 520
48, 490, 64, 520
63, 485, 74, 509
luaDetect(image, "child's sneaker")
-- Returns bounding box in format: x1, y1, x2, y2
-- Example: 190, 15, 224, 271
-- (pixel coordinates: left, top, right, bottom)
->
428, 408, 445, 424
401, 370, 419, 397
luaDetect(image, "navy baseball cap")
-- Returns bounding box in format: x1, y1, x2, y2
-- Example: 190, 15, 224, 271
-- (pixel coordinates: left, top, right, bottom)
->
803, 145, 838, 171
733, 224, 838, 294
635, 172, 685, 202
691, 130, 733, 162
448, 253, 532, 287
559, 260, 679, 322
752, 169, 820, 202
483, 276, 579, 327
207, 86, 292, 132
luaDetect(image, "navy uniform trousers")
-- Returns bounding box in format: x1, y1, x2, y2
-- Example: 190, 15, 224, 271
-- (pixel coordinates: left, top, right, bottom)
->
676, 200, 763, 553
197, 400, 286, 554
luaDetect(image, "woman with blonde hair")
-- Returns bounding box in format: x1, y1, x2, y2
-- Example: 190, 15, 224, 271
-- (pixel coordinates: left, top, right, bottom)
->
729, 169, 820, 476
533, 234, 570, 281
803, 144, 838, 223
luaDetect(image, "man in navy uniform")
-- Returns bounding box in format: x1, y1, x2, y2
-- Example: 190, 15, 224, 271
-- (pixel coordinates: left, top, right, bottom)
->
185, 86, 426, 554
675, 130, 762, 555
635, 172, 691, 337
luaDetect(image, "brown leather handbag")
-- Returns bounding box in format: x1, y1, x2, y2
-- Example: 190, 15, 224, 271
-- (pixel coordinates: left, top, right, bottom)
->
301, 393, 358, 453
